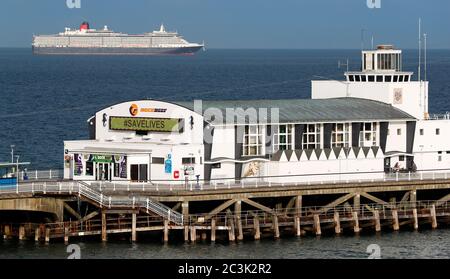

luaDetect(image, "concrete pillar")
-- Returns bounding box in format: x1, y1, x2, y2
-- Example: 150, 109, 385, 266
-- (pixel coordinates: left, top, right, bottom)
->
273, 214, 280, 239
334, 212, 341, 234
35, 227, 41, 242
19, 225, 25, 240
374, 210, 381, 232
228, 218, 235, 242
190, 226, 197, 243
163, 219, 169, 243
184, 226, 189, 242
201, 232, 207, 241
211, 218, 216, 242
353, 211, 360, 233
101, 211, 107, 242
413, 208, 419, 230
182, 201, 189, 224
253, 216, 260, 240
131, 213, 137, 242
430, 205, 438, 229
3, 225, 11, 239
295, 195, 302, 216
235, 201, 243, 241
294, 216, 301, 236
313, 214, 321, 236
392, 210, 400, 231
410, 190, 417, 207
354, 194, 361, 213
45, 228, 50, 243
64, 227, 69, 244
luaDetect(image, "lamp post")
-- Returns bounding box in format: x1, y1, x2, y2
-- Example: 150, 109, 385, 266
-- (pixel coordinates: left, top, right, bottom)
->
10, 145, 15, 163
15, 155, 20, 193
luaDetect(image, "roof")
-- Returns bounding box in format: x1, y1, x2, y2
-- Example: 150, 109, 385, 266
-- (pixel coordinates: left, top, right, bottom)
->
175, 97, 415, 124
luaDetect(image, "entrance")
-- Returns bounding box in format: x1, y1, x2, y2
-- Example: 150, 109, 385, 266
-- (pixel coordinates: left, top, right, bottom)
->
130, 164, 148, 182
96, 163, 112, 181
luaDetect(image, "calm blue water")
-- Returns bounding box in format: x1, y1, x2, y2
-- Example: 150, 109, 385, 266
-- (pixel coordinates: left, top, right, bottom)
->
1, 48, 450, 169
1, 48, 450, 259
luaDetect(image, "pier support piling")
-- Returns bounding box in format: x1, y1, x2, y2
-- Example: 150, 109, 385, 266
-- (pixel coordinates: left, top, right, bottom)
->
19, 225, 25, 240
131, 213, 137, 242
3, 225, 11, 239
294, 216, 301, 236
334, 212, 341, 234
190, 226, 197, 243
313, 214, 321, 236
413, 208, 419, 230
392, 210, 400, 231
374, 210, 381, 232
353, 211, 360, 233
228, 218, 235, 242
163, 219, 169, 243
35, 227, 40, 242
431, 204, 438, 229
273, 214, 280, 239
184, 226, 189, 242
64, 227, 69, 244
253, 216, 261, 240
235, 201, 243, 241
354, 194, 361, 213
211, 218, 216, 242
101, 211, 107, 242
45, 228, 50, 243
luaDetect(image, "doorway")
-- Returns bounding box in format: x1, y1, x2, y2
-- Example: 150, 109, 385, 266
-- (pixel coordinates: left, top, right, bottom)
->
130, 164, 148, 182
96, 163, 111, 181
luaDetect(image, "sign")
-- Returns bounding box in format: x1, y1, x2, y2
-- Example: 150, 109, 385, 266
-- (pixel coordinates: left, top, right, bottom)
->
165, 154, 172, 174
92, 155, 113, 163
114, 155, 127, 178
109, 116, 183, 133
173, 170, 180, 179
74, 154, 83, 176
393, 88, 403, 104
129, 103, 167, 116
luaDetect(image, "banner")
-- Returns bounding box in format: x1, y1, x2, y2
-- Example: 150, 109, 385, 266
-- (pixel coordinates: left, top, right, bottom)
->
74, 154, 83, 176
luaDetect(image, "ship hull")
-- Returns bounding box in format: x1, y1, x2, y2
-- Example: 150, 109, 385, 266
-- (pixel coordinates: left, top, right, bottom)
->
32, 46, 203, 56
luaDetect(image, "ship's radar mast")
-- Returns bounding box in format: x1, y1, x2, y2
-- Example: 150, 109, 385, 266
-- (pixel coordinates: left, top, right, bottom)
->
159, 24, 166, 33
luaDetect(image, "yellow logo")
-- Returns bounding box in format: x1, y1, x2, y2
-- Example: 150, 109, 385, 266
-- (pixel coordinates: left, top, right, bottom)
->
129, 104, 139, 116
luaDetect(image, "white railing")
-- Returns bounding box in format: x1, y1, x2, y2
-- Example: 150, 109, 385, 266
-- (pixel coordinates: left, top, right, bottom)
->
0, 181, 183, 225
83, 169, 450, 193
18, 169, 63, 181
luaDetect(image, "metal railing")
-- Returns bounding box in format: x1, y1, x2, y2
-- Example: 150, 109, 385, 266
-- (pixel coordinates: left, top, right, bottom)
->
0, 181, 183, 225
83, 169, 450, 193
18, 169, 63, 181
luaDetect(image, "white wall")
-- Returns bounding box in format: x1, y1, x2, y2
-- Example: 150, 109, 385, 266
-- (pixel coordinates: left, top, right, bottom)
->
385, 122, 407, 153
311, 80, 428, 119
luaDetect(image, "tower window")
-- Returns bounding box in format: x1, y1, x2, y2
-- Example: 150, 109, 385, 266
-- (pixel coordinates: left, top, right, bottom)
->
349, 75, 354, 82
393, 75, 399, 82
399, 75, 404, 82
355, 75, 361, 82
385, 75, 392, 82
361, 75, 367, 82
420, 129, 424, 136
436, 129, 440, 135
376, 75, 383, 82
368, 75, 375, 82
397, 129, 402, 135
404, 75, 410, 82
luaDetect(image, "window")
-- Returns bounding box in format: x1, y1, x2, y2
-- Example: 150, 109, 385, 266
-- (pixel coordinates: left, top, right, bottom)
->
399, 156, 405, 161
385, 75, 392, 82
397, 128, 402, 135
368, 75, 375, 82
355, 75, 361, 82
399, 75, 404, 82
361, 75, 367, 82
211, 163, 221, 169
420, 129, 424, 136
393, 75, 398, 82
376, 75, 383, 82
85, 161, 93, 176
152, 157, 165, 164
331, 123, 350, 148
359, 122, 378, 147
182, 157, 196, 164
438, 155, 442, 162
243, 125, 263, 156
303, 124, 321, 150
114, 163, 120, 177
136, 130, 148, 136
436, 129, 440, 135
273, 124, 293, 151
349, 75, 354, 82
405, 75, 410, 82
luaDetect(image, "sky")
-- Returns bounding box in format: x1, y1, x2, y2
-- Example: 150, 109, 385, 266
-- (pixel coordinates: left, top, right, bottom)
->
0, 0, 449, 49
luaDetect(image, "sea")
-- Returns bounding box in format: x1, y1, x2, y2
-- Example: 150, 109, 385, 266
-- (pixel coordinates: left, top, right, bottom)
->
1, 48, 450, 259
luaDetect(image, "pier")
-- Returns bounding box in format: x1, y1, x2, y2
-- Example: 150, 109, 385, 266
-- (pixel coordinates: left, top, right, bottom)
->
1, 173, 450, 243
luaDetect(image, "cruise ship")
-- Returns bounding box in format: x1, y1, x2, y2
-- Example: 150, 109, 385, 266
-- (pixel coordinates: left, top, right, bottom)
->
32, 22, 204, 55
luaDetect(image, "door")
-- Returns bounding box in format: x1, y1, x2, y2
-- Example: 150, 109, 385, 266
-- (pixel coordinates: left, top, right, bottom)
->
131, 164, 139, 181
384, 157, 391, 173
96, 163, 111, 181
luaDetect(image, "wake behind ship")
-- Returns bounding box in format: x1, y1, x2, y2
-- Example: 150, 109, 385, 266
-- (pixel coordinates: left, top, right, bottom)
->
32, 22, 204, 55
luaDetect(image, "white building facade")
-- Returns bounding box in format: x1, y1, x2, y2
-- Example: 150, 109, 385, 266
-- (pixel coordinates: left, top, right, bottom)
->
63, 45, 450, 185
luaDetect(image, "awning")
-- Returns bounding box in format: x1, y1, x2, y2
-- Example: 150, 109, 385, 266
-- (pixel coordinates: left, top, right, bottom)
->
384, 151, 414, 158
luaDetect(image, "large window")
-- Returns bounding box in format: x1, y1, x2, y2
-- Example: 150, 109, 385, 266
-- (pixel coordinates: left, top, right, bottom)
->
273, 124, 293, 151
359, 122, 378, 147
331, 123, 350, 148
303, 124, 321, 150
243, 125, 263, 156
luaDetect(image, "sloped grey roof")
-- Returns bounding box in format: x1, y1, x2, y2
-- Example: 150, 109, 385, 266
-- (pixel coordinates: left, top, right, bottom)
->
175, 97, 415, 124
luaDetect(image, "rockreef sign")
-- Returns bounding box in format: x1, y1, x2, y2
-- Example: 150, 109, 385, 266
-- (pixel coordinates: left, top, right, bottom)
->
109, 116, 184, 133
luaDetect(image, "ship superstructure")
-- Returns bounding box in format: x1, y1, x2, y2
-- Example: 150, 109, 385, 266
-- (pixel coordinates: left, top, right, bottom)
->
32, 22, 204, 55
